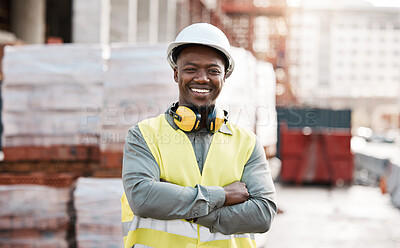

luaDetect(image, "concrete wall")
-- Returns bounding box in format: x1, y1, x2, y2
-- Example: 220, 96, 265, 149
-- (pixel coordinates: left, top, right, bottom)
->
158, 0, 177, 42
72, 0, 103, 43
110, 0, 129, 42
136, 0, 150, 43
11, 0, 45, 44
72, 0, 177, 44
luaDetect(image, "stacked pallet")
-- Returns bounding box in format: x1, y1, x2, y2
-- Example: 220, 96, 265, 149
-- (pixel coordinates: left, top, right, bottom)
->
99, 44, 177, 170
2, 145, 100, 163
218, 47, 257, 133
74, 177, 124, 248
0, 184, 72, 247
255, 61, 277, 152
0, 172, 78, 187
218, 47, 277, 148
2, 44, 103, 148
102, 44, 177, 151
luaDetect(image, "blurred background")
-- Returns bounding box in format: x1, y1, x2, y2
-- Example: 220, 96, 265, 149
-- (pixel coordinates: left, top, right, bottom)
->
0, 0, 399, 247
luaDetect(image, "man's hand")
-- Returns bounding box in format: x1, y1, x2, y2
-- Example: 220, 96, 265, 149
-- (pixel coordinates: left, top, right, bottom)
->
223, 181, 249, 206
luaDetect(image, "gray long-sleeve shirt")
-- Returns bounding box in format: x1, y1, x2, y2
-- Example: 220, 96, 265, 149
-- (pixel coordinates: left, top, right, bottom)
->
122, 110, 277, 235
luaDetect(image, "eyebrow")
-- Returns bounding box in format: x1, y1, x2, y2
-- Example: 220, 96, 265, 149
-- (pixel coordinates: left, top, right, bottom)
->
183, 62, 223, 68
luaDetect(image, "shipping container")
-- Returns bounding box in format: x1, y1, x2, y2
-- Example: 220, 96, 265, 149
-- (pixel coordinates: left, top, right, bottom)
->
277, 107, 353, 184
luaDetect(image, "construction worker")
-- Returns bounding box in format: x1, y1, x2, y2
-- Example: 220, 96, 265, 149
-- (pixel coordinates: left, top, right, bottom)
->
121, 23, 277, 248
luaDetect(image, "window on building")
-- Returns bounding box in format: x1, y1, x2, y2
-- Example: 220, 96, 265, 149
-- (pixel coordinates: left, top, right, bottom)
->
0, 0, 11, 32
46, 0, 72, 43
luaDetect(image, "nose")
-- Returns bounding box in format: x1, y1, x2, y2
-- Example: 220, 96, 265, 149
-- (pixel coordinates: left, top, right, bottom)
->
194, 69, 210, 83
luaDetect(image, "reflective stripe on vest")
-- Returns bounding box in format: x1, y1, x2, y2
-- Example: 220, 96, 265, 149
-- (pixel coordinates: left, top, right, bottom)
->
121, 114, 256, 248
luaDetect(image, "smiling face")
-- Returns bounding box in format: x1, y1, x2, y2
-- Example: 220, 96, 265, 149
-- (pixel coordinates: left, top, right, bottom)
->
174, 45, 226, 111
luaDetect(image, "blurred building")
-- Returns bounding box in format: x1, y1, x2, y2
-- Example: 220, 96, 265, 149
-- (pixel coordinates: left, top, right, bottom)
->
73, 0, 179, 44
0, 0, 177, 44
286, 0, 400, 131
2, 0, 399, 131
0, 0, 291, 104
0, 0, 71, 44
0, 0, 281, 154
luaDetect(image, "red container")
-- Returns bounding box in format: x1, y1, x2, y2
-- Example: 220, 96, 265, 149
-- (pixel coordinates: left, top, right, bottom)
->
279, 127, 353, 185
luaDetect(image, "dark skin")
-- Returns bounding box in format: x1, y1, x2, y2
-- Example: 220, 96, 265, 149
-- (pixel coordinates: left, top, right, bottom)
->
222, 181, 250, 206
171, 45, 249, 206
174, 45, 225, 130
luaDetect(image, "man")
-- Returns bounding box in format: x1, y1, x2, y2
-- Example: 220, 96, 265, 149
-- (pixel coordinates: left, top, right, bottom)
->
121, 23, 277, 248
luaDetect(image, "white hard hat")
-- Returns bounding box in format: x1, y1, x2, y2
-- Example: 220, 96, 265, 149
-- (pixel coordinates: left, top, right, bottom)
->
167, 23, 235, 78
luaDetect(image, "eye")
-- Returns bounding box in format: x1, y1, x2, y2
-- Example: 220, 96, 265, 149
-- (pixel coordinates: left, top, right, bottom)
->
209, 68, 221, 75
183, 67, 196, 73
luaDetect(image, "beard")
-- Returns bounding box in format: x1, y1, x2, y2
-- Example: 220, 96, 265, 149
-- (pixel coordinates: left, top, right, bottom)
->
186, 103, 215, 114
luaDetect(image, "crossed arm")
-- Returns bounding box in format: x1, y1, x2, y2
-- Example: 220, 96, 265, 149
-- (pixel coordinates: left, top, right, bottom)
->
122, 126, 277, 235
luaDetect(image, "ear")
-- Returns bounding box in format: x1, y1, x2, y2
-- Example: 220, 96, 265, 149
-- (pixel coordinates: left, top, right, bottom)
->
174, 67, 178, 83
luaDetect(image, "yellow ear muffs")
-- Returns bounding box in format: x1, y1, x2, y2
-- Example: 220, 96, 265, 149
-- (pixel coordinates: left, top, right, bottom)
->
207, 106, 227, 133
169, 103, 227, 133
171, 106, 201, 132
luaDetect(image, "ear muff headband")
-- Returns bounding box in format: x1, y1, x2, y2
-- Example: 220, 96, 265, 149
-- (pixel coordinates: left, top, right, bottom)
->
169, 103, 227, 133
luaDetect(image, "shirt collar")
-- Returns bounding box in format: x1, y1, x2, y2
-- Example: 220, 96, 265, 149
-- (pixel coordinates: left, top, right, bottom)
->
164, 105, 233, 135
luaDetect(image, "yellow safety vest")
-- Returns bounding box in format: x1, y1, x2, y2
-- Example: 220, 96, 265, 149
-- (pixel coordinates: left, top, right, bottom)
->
121, 114, 256, 248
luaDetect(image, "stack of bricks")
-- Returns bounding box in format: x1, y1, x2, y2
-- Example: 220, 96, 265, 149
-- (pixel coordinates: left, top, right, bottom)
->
0, 184, 73, 247
1, 145, 101, 178
98, 44, 178, 175
2, 43, 103, 155
0, 172, 78, 188
2, 145, 100, 163
74, 177, 124, 248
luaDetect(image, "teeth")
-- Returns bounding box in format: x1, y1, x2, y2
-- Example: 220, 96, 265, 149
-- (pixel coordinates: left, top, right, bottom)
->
191, 88, 210, 93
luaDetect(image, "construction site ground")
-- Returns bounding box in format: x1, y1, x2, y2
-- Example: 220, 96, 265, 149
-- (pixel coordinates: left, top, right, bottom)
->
255, 183, 400, 248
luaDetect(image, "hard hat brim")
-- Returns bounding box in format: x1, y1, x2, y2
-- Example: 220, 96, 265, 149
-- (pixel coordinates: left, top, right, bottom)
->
167, 42, 235, 78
